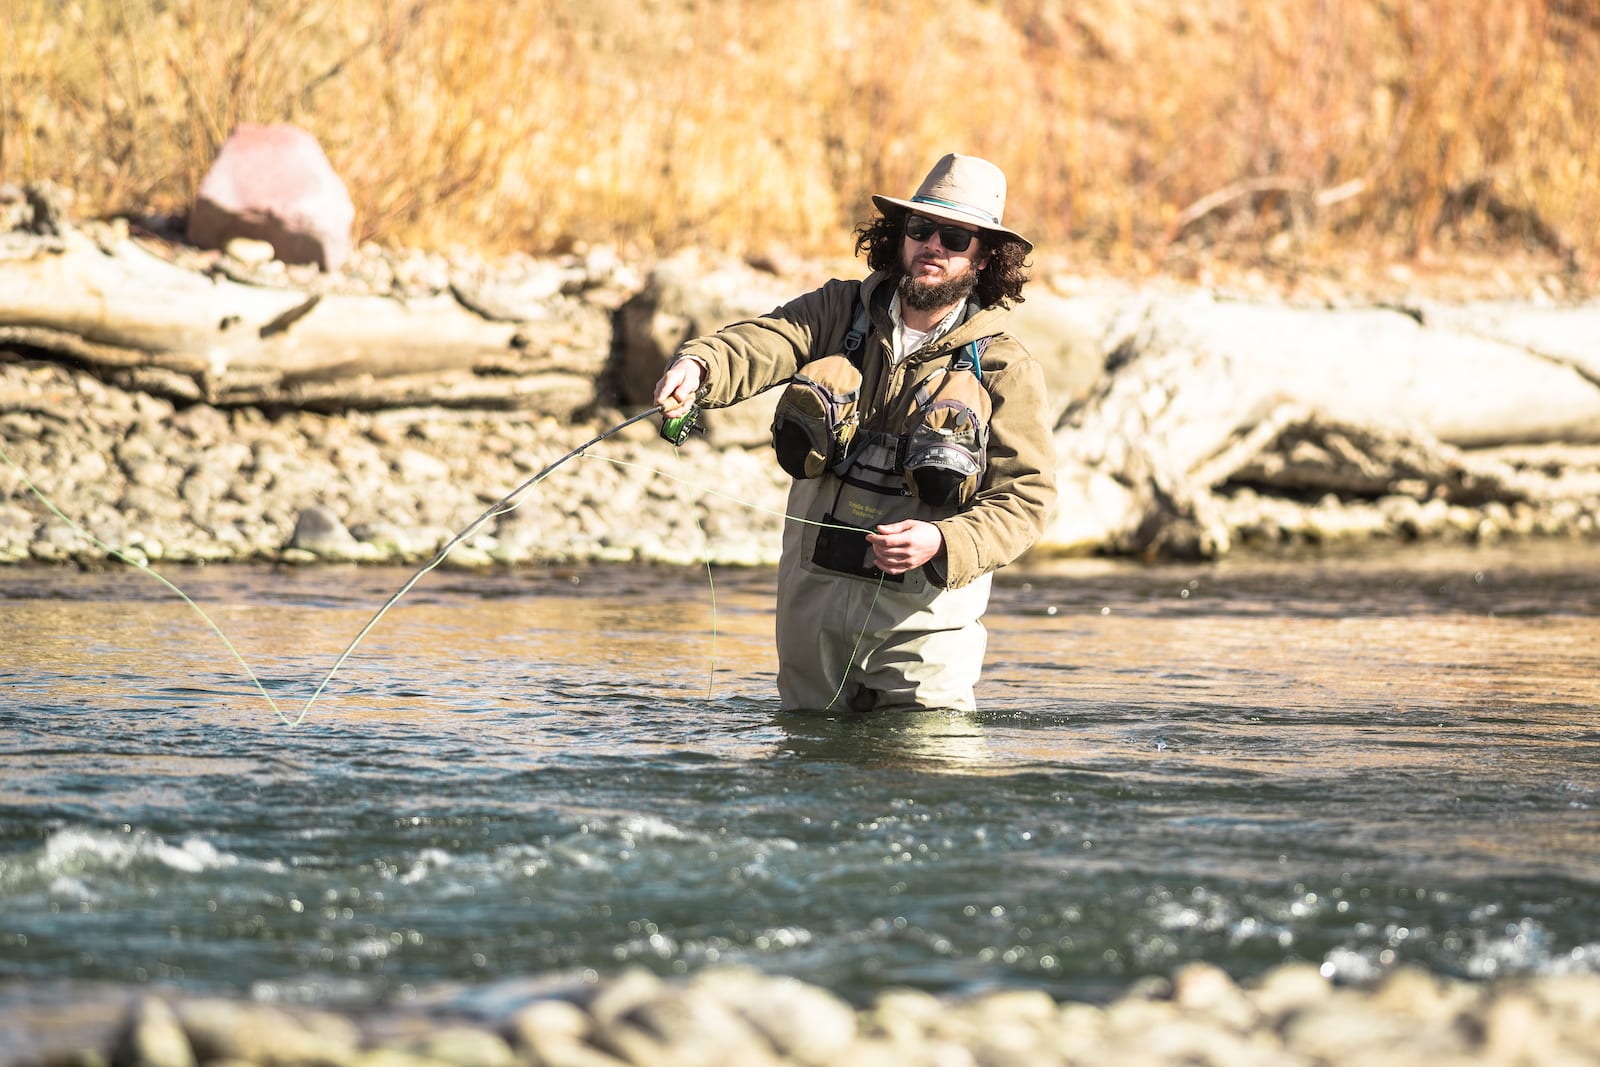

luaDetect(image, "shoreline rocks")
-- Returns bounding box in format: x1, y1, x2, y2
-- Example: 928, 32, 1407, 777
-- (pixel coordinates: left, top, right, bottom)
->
0, 359, 789, 570
4, 353, 1598, 572
4, 198, 1600, 568
9, 962, 1600, 1067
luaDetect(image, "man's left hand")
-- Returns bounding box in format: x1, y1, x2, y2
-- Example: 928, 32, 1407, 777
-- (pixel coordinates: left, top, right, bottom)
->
867, 519, 944, 574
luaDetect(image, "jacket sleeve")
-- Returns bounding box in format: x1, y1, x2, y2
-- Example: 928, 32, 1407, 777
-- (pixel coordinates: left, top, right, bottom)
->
674, 279, 861, 408
930, 338, 1058, 588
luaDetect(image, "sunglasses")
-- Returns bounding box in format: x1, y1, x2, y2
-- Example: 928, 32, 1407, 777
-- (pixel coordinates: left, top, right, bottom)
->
904, 213, 980, 253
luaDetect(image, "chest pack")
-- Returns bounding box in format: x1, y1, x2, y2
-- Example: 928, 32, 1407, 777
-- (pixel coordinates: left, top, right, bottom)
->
769, 296, 994, 508
898, 340, 992, 508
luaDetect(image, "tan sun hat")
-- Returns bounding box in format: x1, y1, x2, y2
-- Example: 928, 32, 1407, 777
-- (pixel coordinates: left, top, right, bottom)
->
871, 153, 1032, 252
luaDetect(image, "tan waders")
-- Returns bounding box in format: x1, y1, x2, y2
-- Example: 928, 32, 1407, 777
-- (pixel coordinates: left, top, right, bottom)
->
774, 476, 991, 712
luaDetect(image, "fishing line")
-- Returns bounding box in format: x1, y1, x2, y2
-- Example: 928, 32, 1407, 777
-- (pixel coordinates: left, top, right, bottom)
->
1, 408, 663, 726
662, 440, 718, 701
6, 407, 891, 722
694, 513, 718, 702
0, 439, 295, 726
586, 452, 892, 710
824, 572, 886, 712
294, 405, 666, 725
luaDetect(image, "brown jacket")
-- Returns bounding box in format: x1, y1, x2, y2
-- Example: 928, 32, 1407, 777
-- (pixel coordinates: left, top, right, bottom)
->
680, 270, 1058, 589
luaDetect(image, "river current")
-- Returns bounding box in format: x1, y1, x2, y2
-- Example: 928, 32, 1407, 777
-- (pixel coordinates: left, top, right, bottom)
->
2, 543, 1598, 1032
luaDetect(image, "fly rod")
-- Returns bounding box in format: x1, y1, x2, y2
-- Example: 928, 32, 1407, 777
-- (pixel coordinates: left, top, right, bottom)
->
293, 404, 674, 724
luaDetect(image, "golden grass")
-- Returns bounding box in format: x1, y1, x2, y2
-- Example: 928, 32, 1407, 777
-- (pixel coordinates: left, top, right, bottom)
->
2, 0, 1596, 281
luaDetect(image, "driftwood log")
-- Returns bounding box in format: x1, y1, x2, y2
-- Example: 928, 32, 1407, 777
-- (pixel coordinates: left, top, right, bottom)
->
3, 215, 1599, 562
0, 229, 606, 413
1043, 290, 1600, 558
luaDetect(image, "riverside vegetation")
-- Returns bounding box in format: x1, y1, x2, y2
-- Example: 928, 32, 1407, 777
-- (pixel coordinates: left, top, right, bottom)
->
3, 0, 1597, 289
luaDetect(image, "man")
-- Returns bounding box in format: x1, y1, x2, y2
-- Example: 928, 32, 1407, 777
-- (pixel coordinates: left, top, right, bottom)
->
654, 154, 1057, 712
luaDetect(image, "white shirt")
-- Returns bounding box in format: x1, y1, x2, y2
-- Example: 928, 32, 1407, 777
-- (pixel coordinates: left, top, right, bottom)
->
889, 292, 965, 366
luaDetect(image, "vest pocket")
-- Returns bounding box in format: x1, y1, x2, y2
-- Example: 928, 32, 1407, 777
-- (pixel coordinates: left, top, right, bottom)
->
770, 355, 862, 479
901, 367, 991, 508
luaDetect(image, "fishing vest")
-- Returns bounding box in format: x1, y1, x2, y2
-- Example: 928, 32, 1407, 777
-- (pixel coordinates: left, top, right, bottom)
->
769, 295, 994, 510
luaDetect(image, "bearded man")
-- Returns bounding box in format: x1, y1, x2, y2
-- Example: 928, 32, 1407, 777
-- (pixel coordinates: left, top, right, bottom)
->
653, 154, 1057, 713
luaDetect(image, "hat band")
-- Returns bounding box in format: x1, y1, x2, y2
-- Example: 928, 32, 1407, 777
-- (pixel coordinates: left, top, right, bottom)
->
911, 194, 1000, 226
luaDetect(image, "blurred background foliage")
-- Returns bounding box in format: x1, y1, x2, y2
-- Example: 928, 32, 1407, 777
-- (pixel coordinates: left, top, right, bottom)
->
2, 0, 1596, 281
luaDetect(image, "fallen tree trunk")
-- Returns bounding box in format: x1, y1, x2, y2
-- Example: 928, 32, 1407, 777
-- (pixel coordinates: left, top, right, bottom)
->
0, 230, 604, 412
1040, 291, 1600, 559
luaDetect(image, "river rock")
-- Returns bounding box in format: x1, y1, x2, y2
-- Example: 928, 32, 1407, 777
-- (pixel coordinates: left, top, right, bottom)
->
505, 998, 598, 1061
27, 962, 1600, 1067
22, 179, 73, 237
285, 503, 359, 557
0, 502, 31, 562
1170, 961, 1258, 1031
115, 996, 196, 1067
400, 1024, 518, 1067
596, 983, 788, 1067
610, 250, 801, 447
688, 967, 859, 1064
1244, 962, 1332, 1022
172, 997, 361, 1065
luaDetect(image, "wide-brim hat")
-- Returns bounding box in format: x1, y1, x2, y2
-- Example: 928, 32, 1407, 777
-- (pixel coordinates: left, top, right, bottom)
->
871, 153, 1032, 252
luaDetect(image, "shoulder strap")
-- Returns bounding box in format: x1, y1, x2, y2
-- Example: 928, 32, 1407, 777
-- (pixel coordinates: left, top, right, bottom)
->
842, 294, 870, 365
950, 336, 994, 383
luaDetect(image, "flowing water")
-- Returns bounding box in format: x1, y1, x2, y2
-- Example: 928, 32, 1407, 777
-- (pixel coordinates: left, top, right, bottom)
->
2, 544, 1599, 1041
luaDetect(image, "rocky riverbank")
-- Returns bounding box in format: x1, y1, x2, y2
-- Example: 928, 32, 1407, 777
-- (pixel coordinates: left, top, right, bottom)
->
4, 197, 1600, 568
0, 357, 788, 570
10, 961, 1600, 1067
8, 348, 1597, 574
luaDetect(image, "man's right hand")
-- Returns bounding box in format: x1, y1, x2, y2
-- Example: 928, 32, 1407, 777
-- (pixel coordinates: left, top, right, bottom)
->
653, 357, 705, 420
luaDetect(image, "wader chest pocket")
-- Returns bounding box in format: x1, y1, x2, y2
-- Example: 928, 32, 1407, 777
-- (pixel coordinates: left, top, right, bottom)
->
812, 513, 904, 583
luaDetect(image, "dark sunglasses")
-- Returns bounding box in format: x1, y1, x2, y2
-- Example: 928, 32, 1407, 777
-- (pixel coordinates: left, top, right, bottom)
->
904, 213, 980, 253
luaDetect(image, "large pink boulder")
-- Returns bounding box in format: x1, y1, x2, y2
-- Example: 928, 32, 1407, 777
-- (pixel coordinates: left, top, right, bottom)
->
186, 123, 355, 271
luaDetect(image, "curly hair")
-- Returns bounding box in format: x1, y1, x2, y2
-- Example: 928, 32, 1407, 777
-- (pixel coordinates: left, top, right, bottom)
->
853, 208, 1031, 307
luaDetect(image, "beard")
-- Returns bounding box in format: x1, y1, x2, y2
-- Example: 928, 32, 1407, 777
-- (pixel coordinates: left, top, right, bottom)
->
898, 264, 980, 312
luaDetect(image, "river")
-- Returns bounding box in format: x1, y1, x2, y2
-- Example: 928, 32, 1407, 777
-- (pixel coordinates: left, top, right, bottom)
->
2, 543, 1598, 1048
